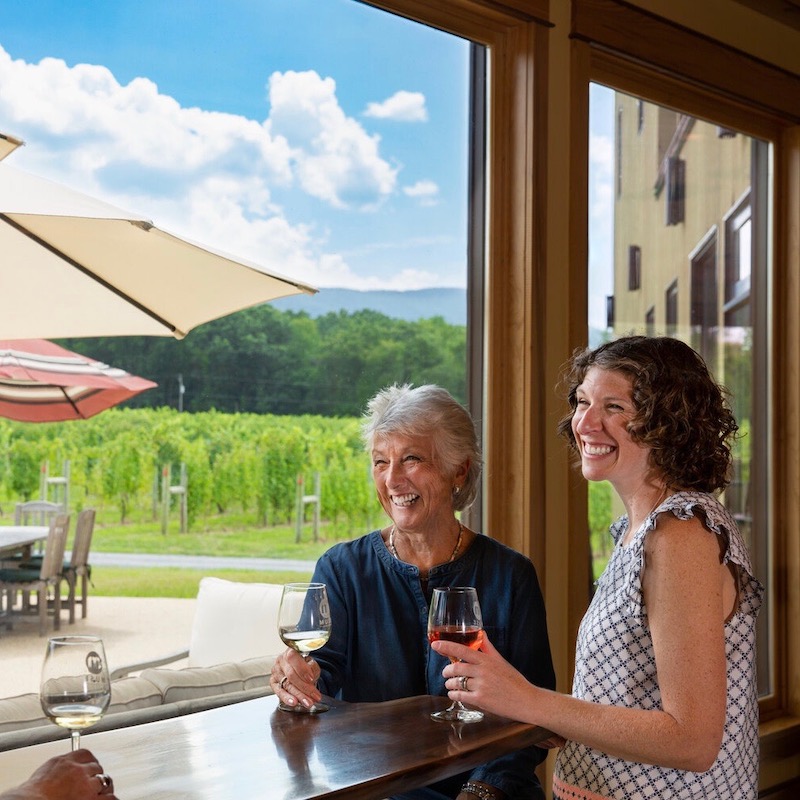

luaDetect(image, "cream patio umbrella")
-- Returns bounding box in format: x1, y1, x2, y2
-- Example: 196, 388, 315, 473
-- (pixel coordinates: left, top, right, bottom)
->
0, 133, 23, 162
0, 140, 316, 340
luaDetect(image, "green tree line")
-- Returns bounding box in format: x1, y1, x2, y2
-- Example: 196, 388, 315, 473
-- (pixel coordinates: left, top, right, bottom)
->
59, 306, 466, 417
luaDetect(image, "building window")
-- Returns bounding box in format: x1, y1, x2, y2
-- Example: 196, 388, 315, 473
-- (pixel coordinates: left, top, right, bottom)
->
665, 280, 678, 337
628, 245, 641, 290
690, 231, 719, 373
665, 156, 686, 226
606, 295, 615, 329
725, 193, 752, 306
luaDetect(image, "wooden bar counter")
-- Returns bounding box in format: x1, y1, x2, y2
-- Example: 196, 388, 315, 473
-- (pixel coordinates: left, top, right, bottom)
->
0, 694, 548, 799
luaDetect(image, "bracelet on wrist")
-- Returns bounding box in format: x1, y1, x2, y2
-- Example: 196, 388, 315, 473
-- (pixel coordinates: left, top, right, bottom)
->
461, 781, 497, 800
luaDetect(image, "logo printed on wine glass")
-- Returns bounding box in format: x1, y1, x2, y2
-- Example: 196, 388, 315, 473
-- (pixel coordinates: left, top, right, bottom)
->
320, 596, 331, 624
278, 582, 332, 714
86, 652, 104, 675
41, 635, 111, 752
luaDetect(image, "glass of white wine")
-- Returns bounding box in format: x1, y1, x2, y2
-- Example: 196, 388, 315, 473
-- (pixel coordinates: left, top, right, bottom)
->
428, 586, 485, 723
278, 582, 332, 714
40, 635, 111, 751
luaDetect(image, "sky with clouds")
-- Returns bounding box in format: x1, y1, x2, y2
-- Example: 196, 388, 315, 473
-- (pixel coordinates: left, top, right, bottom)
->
589, 83, 615, 331
0, 0, 472, 293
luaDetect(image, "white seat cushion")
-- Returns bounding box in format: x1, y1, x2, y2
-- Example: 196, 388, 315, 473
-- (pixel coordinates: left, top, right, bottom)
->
188, 577, 285, 667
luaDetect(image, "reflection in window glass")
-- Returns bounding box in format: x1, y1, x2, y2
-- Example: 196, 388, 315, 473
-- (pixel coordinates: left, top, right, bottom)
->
589, 84, 772, 697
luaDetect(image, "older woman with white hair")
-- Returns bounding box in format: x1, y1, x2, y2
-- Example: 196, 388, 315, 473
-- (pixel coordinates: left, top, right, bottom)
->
271, 384, 555, 800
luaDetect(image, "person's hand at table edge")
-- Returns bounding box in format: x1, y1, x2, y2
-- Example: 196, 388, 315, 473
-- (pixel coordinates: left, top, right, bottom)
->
0, 749, 117, 800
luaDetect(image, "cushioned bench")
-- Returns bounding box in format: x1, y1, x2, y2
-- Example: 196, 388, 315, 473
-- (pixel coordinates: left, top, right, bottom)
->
0, 654, 276, 751
0, 577, 287, 751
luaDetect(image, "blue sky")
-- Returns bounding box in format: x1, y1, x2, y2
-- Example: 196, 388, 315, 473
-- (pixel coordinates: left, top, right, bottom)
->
0, 0, 471, 291
589, 83, 615, 331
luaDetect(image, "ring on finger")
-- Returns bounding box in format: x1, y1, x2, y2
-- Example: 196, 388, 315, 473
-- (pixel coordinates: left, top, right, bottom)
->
279, 676, 289, 691
97, 773, 112, 792
459, 675, 471, 692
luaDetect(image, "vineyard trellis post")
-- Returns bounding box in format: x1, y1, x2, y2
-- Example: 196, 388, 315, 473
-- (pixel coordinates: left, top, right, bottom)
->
295, 472, 321, 543
40, 459, 70, 511
160, 462, 188, 534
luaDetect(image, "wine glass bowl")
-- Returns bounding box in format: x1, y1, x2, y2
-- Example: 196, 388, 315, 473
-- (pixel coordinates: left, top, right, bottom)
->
278, 582, 332, 714
40, 635, 111, 751
428, 586, 484, 723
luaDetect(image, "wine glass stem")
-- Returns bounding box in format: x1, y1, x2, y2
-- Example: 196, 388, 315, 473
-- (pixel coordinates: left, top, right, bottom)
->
71, 730, 81, 751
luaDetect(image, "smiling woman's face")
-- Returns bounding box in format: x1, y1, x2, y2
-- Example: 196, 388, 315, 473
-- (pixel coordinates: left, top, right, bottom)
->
571, 366, 653, 494
371, 431, 461, 535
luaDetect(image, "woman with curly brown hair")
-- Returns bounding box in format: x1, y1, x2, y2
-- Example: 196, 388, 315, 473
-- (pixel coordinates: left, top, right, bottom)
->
432, 336, 764, 799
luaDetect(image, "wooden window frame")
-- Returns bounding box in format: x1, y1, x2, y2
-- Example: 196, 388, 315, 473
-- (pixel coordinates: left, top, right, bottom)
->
574, 1, 800, 793
363, 0, 800, 794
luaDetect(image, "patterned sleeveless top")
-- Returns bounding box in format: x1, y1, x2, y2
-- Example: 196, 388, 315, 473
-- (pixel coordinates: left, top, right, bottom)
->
553, 491, 764, 799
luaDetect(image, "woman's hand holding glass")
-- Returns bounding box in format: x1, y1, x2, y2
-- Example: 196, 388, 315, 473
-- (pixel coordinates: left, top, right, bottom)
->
272, 647, 324, 711
433, 632, 545, 728
276, 582, 331, 713
428, 586, 485, 723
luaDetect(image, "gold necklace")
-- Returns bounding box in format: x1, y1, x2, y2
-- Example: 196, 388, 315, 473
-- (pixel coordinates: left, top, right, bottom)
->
648, 486, 668, 517
633, 486, 668, 529
388, 522, 464, 564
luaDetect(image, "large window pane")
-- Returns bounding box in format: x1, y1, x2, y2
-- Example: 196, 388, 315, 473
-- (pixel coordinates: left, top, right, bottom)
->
589, 84, 772, 697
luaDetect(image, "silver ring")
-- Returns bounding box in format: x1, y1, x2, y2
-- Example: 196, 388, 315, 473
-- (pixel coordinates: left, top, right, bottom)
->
459, 675, 470, 692
279, 675, 289, 691
97, 773, 112, 791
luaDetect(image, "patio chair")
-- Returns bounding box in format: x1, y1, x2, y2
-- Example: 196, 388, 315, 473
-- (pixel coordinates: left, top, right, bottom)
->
0, 513, 70, 635
9, 509, 96, 624
14, 500, 64, 526
63, 508, 96, 623
14, 501, 64, 558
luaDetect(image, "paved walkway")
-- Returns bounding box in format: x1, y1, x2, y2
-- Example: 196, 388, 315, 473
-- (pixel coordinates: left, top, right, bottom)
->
1, 555, 317, 699
0, 596, 197, 698
91, 552, 317, 571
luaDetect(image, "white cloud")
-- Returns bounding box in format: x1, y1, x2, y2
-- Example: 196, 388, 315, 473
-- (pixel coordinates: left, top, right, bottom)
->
266, 70, 397, 210
364, 90, 427, 122
589, 132, 614, 221
0, 48, 411, 289
403, 179, 439, 206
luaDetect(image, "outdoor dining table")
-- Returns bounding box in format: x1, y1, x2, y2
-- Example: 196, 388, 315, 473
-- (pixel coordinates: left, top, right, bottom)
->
0, 693, 550, 799
0, 525, 49, 559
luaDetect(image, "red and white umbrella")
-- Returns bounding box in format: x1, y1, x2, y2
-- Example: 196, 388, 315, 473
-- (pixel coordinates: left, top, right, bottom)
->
0, 339, 156, 422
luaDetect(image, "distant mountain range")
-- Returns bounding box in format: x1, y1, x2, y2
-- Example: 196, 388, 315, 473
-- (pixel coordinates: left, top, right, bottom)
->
273, 288, 608, 345
272, 287, 467, 326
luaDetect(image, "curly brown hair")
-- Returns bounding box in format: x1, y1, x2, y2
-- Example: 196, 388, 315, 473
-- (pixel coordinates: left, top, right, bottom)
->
556, 336, 738, 492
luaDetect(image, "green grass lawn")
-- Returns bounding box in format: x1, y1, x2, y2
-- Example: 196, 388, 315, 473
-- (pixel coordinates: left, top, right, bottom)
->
91, 511, 349, 561
85, 510, 374, 597
92, 566, 314, 598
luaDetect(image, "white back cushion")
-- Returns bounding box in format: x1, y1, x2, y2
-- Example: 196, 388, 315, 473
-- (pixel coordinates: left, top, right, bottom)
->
188, 578, 285, 667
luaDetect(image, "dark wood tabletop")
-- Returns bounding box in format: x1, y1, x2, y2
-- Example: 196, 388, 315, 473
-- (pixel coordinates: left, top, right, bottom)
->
0, 693, 549, 799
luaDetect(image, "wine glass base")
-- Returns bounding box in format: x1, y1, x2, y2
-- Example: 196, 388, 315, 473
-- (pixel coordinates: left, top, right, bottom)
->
430, 708, 484, 723
279, 700, 330, 714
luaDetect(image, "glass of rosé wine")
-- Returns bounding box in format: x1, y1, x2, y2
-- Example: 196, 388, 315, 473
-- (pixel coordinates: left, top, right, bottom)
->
428, 586, 484, 723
